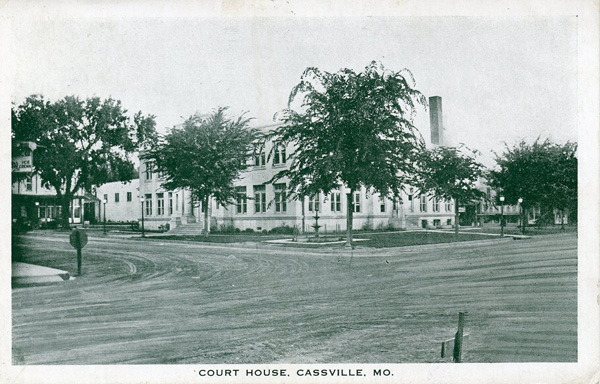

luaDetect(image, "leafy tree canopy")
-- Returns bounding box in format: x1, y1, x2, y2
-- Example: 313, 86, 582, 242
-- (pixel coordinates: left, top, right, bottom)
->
269, 61, 427, 200
415, 144, 486, 234
143, 107, 258, 209
416, 144, 486, 203
12, 94, 155, 227
488, 138, 577, 213
269, 61, 427, 246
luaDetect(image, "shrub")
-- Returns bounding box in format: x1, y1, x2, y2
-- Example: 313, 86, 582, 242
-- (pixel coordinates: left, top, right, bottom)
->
218, 224, 237, 234
244, 228, 254, 233
361, 222, 373, 231
269, 225, 295, 235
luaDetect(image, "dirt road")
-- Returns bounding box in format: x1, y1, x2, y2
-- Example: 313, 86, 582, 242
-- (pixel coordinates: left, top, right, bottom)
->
12, 232, 577, 364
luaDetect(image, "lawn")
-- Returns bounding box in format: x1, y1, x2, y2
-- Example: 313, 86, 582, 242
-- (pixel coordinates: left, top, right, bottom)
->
355, 230, 498, 248
147, 230, 499, 248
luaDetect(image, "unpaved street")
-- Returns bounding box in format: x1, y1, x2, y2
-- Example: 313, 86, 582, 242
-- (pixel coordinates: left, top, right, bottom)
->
12, 232, 577, 364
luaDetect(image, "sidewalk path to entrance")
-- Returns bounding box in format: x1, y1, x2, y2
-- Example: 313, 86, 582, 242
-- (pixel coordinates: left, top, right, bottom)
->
12, 262, 72, 285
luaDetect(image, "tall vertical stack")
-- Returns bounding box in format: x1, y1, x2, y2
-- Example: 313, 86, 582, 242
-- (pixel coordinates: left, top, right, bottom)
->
429, 96, 443, 146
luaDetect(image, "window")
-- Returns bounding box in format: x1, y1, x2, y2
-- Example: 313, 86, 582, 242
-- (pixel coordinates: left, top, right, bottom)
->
380, 196, 386, 213
420, 195, 427, 212
254, 148, 266, 167
330, 191, 341, 212
308, 194, 320, 212
127, 192, 132, 202
73, 200, 81, 219
432, 197, 440, 212
447, 219, 452, 226
433, 219, 441, 227
274, 183, 287, 213
445, 200, 452, 212
144, 162, 153, 180
353, 192, 361, 213
145, 194, 152, 215
175, 194, 179, 211
115, 193, 120, 203
157, 193, 164, 215
273, 144, 287, 165
25, 176, 33, 191
236, 186, 247, 214
103, 194, 108, 202
168, 193, 173, 215
254, 185, 266, 213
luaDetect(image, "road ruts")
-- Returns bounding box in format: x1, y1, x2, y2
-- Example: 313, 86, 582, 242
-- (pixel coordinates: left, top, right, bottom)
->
12, 232, 577, 364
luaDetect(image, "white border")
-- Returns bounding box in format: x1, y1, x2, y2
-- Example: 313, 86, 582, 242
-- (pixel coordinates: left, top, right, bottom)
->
1, 1, 598, 383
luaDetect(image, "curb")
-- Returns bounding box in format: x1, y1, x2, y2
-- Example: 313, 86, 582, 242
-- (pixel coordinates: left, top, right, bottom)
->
12, 262, 72, 285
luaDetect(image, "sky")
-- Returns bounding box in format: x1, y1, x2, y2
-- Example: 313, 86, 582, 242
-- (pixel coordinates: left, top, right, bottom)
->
11, 15, 578, 166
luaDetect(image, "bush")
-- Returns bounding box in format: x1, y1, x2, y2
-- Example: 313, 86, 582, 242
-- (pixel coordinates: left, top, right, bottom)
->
244, 228, 254, 233
218, 224, 237, 234
361, 222, 373, 231
269, 225, 295, 235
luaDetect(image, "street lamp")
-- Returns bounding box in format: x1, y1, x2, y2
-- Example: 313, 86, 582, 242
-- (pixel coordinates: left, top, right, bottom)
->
102, 199, 107, 235
140, 196, 146, 238
499, 196, 505, 237
518, 197, 524, 235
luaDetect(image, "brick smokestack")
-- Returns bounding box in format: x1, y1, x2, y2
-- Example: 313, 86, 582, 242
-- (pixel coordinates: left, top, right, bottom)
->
429, 96, 443, 145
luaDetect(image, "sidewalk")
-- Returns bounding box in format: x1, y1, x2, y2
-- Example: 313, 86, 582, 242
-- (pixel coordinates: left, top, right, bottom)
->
12, 262, 73, 285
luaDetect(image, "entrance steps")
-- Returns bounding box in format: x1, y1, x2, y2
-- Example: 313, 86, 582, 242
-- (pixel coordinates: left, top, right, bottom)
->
168, 222, 207, 235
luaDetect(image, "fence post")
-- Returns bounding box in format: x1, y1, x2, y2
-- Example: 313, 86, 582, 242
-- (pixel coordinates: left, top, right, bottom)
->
453, 312, 465, 363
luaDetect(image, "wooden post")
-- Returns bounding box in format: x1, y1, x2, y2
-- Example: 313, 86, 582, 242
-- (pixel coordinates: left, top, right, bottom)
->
453, 312, 465, 363
77, 244, 82, 276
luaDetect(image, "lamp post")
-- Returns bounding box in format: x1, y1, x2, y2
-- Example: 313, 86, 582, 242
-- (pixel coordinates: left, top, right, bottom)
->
499, 196, 505, 237
102, 199, 107, 235
518, 197, 524, 235
140, 196, 146, 238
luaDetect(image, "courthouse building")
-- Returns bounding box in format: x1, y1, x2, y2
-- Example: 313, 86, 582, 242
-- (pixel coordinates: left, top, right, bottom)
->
137, 96, 456, 233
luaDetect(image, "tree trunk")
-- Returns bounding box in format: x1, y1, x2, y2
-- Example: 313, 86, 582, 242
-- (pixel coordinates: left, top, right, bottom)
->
204, 195, 210, 236
60, 194, 71, 230
345, 190, 354, 248
301, 196, 306, 235
454, 197, 459, 236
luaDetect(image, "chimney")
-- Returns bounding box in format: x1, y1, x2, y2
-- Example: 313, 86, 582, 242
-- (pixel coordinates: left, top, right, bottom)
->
429, 96, 443, 145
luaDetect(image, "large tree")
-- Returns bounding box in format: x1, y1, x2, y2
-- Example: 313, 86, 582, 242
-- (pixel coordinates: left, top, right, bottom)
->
415, 145, 486, 235
488, 138, 577, 228
143, 107, 258, 235
12, 95, 155, 228
269, 61, 427, 247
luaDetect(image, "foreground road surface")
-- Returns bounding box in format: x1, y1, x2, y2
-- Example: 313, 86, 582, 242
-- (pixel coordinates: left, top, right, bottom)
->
12, 232, 576, 364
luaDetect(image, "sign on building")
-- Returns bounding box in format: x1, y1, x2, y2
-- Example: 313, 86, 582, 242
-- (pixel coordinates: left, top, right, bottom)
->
12, 142, 37, 173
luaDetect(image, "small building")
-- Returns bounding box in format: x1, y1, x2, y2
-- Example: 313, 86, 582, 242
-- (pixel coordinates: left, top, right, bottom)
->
95, 180, 140, 223
12, 173, 99, 228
